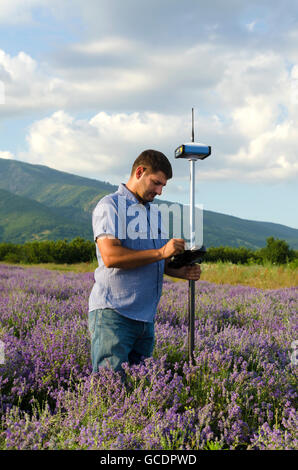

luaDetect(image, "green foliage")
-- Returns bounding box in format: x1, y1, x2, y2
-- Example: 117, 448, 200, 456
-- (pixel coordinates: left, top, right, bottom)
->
204, 238, 297, 265
288, 257, 298, 270
205, 246, 257, 264
0, 237, 96, 264
0, 237, 296, 266
257, 237, 296, 265
204, 440, 224, 450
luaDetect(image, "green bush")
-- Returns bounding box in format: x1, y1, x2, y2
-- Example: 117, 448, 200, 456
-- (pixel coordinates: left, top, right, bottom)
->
288, 257, 298, 269
256, 237, 296, 265
0, 238, 96, 264
205, 246, 257, 264
0, 237, 296, 266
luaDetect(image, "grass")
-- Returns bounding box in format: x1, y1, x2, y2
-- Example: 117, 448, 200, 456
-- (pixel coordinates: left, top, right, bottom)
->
197, 261, 298, 289
1, 260, 297, 289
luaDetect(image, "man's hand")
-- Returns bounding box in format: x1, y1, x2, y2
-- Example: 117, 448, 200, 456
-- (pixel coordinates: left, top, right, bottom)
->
97, 236, 177, 269
164, 259, 201, 281
159, 238, 185, 260
97, 236, 188, 270
178, 264, 201, 281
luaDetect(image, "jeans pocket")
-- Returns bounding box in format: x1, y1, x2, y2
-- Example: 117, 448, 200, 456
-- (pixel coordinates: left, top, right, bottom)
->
99, 308, 121, 324
88, 309, 98, 336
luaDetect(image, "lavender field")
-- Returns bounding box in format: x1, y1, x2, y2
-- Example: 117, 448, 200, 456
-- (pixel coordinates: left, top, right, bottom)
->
0, 263, 297, 450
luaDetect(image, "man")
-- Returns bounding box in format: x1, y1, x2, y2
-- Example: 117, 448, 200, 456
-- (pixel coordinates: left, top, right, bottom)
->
88, 149, 201, 375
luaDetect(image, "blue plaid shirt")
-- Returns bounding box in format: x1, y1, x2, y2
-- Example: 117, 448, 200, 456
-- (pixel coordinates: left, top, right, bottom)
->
88, 183, 169, 322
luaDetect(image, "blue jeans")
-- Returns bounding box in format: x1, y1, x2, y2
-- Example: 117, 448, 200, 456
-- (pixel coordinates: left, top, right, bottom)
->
88, 308, 155, 373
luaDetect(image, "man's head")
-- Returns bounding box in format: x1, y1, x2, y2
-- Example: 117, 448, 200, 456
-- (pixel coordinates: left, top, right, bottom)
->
127, 149, 172, 203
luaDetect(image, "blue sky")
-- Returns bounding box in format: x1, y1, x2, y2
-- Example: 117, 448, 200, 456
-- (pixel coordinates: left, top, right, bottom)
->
0, 0, 297, 229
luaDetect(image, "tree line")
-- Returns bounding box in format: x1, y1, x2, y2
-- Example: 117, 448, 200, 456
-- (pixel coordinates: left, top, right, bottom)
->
0, 236, 297, 266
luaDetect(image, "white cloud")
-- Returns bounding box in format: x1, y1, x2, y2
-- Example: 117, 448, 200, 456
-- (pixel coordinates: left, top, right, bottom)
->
0, 0, 70, 24
230, 120, 298, 180
0, 0, 40, 23
0, 0, 298, 187
0, 32, 296, 117
1, 37, 294, 118
72, 37, 136, 56
17, 108, 298, 186
232, 96, 275, 138
0, 49, 68, 113
1, 37, 297, 184
246, 21, 257, 32
0, 39, 223, 115
0, 150, 14, 159
19, 111, 189, 182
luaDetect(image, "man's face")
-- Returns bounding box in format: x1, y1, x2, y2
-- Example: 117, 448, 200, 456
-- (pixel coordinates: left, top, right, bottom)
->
136, 168, 168, 203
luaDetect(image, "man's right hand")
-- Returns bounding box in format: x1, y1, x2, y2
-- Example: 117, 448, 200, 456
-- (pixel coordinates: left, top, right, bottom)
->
159, 239, 185, 260
97, 236, 185, 269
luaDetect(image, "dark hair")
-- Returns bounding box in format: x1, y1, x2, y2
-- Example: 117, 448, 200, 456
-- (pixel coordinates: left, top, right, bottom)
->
131, 149, 172, 179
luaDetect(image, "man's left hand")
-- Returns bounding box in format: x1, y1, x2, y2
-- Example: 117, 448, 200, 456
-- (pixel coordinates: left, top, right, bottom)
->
180, 264, 201, 280
165, 262, 201, 281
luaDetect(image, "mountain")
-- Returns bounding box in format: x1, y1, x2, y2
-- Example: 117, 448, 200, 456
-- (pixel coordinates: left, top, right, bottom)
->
0, 158, 297, 249
0, 188, 91, 243
0, 157, 116, 212
0, 158, 116, 242
203, 210, 298, 249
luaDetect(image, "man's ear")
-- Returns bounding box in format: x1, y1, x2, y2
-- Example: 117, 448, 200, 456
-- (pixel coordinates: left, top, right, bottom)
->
135, 166, 146, 179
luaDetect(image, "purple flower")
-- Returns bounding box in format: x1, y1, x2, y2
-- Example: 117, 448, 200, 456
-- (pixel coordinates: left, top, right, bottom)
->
0, 264, 297, 450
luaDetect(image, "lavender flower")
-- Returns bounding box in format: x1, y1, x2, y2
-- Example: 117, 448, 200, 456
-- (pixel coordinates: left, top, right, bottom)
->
0, 264, 297, 450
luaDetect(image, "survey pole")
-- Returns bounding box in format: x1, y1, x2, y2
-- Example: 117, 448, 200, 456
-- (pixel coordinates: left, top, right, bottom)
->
188, 109, 196, 365
173, 107, 211, 366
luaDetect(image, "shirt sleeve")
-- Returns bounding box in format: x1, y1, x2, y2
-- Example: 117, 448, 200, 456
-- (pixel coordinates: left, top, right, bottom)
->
96, 234, 116, 240
92, 198, 118, 242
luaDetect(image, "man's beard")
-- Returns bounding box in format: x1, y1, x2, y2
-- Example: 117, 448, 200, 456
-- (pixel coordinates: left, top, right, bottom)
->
142, 192, 156, 203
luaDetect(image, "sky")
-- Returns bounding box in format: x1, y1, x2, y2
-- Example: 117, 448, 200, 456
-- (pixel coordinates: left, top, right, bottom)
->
0, 0, 297, 229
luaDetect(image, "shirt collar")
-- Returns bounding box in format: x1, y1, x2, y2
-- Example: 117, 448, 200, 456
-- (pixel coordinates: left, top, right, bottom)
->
117, 183, 151, 209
